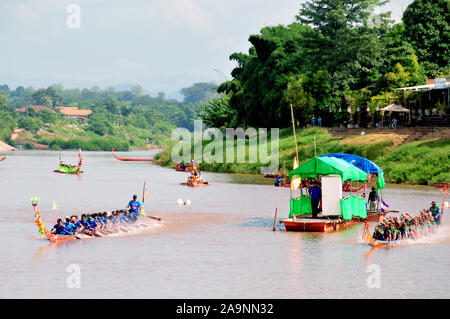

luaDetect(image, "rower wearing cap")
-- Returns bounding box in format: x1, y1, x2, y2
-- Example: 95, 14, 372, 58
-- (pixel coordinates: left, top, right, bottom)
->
428, 201, 442, 226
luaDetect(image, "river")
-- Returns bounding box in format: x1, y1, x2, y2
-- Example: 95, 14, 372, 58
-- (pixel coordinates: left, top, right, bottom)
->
0, 150, 448, 298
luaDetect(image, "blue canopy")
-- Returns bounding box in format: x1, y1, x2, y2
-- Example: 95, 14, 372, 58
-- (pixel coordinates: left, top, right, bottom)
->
319, 153, 383, 175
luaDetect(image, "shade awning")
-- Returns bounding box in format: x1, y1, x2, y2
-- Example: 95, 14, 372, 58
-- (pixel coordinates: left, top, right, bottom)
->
319, 153, 383, 175
289, 157, 368, 182
380, 104, 410, 112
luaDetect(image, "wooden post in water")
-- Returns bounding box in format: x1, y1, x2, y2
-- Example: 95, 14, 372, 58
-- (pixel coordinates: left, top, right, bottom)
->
273, 208, 278, 231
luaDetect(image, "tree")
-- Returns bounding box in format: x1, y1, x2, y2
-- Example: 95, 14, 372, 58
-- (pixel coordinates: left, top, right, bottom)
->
86, 115, 113, 136
296, 0, 390, 93
18, 117, 43, 133
200, 96, 237, 128
284, 77, 316, 127
31, 86, 63, 107
180, 82, 219, 104
402, 0, 449, 77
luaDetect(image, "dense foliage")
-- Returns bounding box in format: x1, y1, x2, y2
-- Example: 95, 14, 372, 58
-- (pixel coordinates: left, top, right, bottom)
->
0, 83, 205, 149
214, 0, 448, 129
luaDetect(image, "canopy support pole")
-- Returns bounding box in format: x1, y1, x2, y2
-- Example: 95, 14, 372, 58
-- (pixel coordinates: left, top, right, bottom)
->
290, 104, 299, 161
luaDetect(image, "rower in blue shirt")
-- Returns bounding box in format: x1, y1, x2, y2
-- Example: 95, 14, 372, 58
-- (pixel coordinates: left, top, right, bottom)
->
126, 194, 142, 218
63, 218, 76, 235
51, 219, 65, 234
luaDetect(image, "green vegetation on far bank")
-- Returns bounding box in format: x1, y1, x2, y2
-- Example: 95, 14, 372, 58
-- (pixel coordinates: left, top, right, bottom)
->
154, 127, 449, 185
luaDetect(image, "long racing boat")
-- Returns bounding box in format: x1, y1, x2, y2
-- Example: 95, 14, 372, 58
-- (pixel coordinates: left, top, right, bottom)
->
112, 148, 153, 161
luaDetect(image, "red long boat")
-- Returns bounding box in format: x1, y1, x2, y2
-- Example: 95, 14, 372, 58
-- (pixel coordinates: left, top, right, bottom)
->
0, 156, 6, 162
112, 148, 153, 161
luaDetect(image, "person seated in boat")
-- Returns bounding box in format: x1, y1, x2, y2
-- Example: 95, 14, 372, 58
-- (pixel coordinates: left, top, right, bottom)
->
51, 219, 65, 235
284, 177, 290, 186
72, 215, 84, 233
88, 215, 100, 233
343, 181, 351, 192
428, 201, 442, 226
308, 181, 322, 218
126, 195, 142, 217
62, 217, 76, 235
274, 176, 282, 187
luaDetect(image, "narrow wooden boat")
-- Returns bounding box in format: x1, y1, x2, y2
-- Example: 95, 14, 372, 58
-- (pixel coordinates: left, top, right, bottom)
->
362, 220, 438, 247
53, 164, 83, 175
180, 181, 209, 187
54, 149, 83, 175
434, 182, 449, 189
112, 148, 153, 161
366, 211, 386, 222
280, 216, 357, 232
0, 156, 6, 162
32, 200, 150, 243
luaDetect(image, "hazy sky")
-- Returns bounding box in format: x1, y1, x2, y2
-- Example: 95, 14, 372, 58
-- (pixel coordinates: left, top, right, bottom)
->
0, 0, 414, 97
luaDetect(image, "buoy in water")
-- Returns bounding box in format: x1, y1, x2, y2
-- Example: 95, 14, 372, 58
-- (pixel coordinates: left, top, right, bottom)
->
52, 200, 57, 210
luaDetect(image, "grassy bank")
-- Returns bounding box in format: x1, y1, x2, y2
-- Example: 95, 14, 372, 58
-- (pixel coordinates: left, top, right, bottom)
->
9, 122, 167, 151
154, 127, 449, 185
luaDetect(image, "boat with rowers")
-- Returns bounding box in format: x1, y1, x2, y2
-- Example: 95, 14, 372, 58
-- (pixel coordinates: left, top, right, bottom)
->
361, 209, 440, 247
32, 202, 151, 242
112, 147, 153, 161
179, 160, 209, 187
53, 149, 83, 175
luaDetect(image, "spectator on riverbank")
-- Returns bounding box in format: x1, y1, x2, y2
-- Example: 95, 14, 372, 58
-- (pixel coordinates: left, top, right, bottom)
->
311, 115, 316, 127
318, 116, 322, 127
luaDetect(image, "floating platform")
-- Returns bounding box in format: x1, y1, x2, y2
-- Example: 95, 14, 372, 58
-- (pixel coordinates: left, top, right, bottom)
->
180, 181, 209, 187
280, 216, 357, 232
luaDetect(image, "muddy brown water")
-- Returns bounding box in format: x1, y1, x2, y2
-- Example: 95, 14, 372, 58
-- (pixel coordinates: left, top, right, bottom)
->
0, 150, 448, 298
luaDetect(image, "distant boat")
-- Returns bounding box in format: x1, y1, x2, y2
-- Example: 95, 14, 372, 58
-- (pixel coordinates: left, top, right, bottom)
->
54, 149, 83, 175
112, 148, 153, 162
0, 156, 6, 162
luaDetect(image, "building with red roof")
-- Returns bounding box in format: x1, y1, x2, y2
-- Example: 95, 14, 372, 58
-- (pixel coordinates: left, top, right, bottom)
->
17, 105, 57, 114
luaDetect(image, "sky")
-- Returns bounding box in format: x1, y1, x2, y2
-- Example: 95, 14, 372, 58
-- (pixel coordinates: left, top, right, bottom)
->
0, 0, 414, 98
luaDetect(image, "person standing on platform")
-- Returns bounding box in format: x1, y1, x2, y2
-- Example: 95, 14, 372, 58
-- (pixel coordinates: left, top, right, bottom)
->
309, 181, 322, 218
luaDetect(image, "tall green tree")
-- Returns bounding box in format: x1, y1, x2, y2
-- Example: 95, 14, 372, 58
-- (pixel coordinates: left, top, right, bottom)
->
402, 0, 450, 76
296, 0, 390, 93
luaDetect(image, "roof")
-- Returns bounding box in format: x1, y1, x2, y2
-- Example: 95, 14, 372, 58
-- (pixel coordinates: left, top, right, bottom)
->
289, 157, 368, 182
380, 104, 410, 112
319, 153, 385, 189
394, 81, 450, 92
17, 105, 56, 114
56, 107, 92, 116
319, 153, 383, 175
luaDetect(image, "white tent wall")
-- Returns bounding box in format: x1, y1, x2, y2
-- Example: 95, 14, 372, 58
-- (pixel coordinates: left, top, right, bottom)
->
321, 175, 342, 216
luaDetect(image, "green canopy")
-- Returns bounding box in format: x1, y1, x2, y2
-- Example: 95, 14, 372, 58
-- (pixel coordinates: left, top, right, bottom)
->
289, 157, 367, 182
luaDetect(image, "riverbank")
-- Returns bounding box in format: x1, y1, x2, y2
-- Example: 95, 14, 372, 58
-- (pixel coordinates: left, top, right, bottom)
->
154, 127, 450, 186
7, 123, 166, 151
0, 140, 17, 151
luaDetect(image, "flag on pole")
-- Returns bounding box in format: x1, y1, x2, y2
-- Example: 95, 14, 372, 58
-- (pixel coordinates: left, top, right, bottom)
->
290, 157, 301, 191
